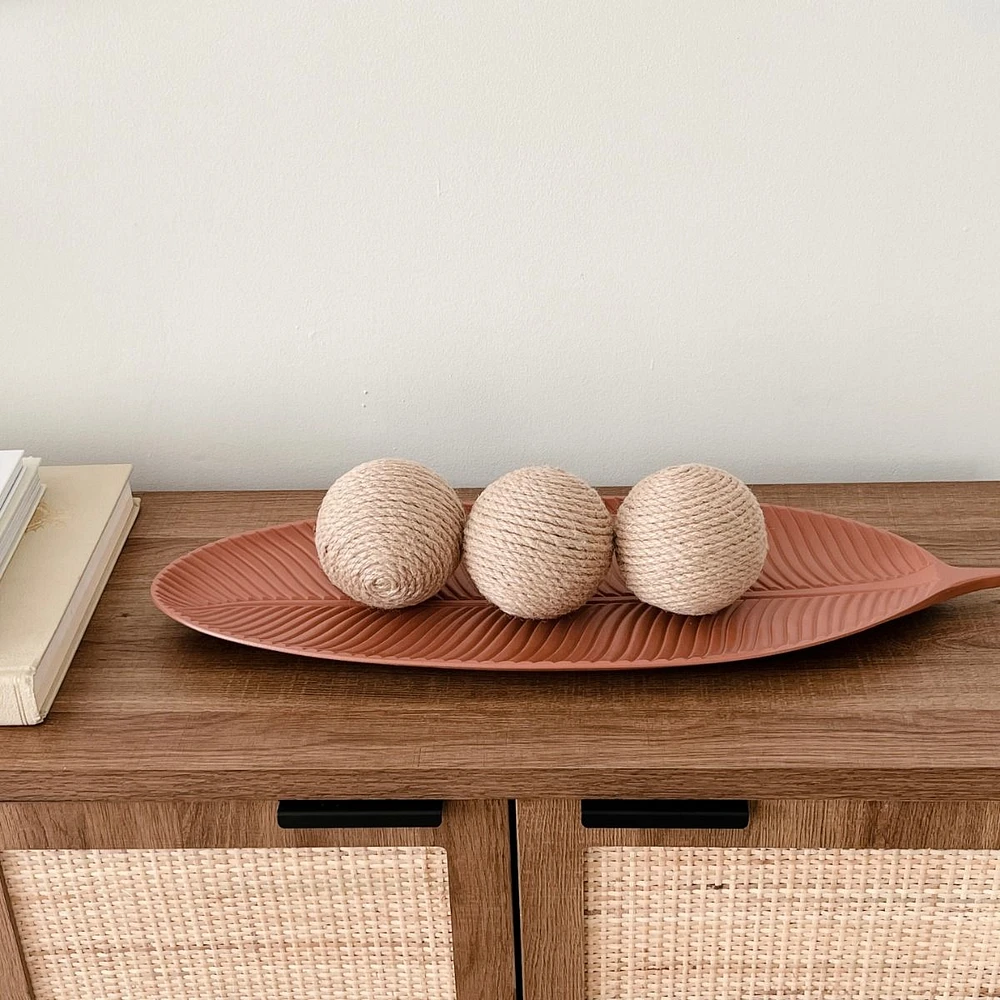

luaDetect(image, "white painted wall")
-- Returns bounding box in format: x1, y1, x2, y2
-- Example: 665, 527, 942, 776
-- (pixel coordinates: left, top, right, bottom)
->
3, 1, 999, 490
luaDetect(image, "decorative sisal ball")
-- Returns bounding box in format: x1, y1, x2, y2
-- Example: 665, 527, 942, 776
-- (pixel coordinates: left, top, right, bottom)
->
463, 466, 613, 619
315, 458, 465, 610
615, 464, 768, 616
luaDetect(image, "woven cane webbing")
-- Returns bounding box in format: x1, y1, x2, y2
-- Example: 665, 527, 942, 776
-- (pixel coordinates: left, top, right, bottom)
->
1, 847, 456, 1000
585, 847, 1000, 1000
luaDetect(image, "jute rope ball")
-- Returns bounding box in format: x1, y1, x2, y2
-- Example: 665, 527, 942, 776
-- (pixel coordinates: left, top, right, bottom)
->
315, 458, 465, 610
463, 466, 613, 619
615, 464, 768, 615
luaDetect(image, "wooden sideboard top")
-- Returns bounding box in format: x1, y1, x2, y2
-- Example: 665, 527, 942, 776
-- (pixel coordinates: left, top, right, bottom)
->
0, 483, 998, 802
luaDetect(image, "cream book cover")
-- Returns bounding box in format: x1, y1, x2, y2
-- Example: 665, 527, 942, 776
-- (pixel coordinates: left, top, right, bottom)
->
0, 465, 138, 725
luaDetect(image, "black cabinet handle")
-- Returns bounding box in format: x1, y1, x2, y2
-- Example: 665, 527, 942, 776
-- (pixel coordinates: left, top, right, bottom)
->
277, 800, 444, 829
581, 799, 750, 829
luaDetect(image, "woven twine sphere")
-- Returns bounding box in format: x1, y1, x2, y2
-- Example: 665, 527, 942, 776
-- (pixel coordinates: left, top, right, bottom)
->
615, 464, 768, 616
463, 466, 613, 619
314, 458, 465, 610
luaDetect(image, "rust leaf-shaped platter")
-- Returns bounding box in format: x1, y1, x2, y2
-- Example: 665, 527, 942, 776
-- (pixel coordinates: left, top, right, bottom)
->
151, 503, 1000, 671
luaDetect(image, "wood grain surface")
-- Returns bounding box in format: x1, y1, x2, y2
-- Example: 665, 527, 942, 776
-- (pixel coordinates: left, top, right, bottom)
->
0, 483, 998, 800
516, 800, 585, 1000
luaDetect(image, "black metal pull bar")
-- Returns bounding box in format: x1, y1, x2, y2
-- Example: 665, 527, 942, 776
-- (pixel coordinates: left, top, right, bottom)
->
581, 799, 750, 829
277, 799, 444, 829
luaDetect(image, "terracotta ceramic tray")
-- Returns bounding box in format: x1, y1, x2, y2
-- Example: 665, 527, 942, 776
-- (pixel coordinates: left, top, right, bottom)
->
151, 502, 1000, 671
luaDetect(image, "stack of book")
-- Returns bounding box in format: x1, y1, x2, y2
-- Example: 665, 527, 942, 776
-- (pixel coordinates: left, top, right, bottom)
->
0, 451, 44, 577
0, 460, 139, 725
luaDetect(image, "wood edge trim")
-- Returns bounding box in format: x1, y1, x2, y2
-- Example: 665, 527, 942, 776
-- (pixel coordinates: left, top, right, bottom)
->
576, 800, 1000, 850
432, 801, 516, 1000
0, 801, 446, 850
0, 861, 33, 1000
516, 799, 585, 1000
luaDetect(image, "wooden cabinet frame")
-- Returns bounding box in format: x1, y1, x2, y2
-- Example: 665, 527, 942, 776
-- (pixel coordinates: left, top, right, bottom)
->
4, 797, 1000, 999
516, 798, 1000, 1000
0, 799, 516, 1000
1, 486, 998, 998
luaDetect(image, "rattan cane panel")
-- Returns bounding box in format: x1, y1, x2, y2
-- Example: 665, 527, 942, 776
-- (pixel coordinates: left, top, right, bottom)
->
1, 847, 456, 1000
585, 847, 1000, 1000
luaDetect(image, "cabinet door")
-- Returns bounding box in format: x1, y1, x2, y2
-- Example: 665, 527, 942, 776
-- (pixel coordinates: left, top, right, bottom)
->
0, 800, 515, 1000
516, 799, 1000, 1000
